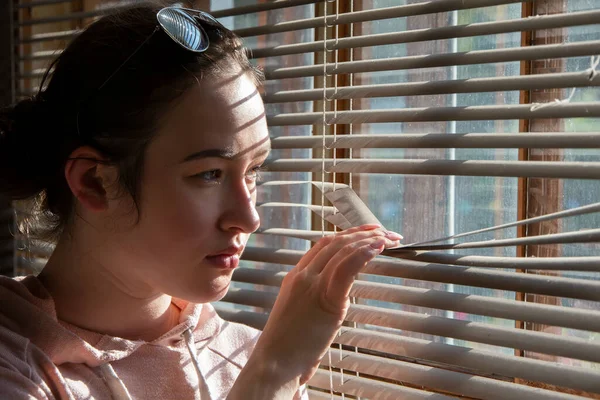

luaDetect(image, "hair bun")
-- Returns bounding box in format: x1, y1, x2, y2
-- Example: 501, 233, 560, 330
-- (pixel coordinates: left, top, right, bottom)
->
0, 96, 60, 200
0, 96, 45, 140
14, 96, 49, 134
0, 103, 16, 142
14, 97, 40, 119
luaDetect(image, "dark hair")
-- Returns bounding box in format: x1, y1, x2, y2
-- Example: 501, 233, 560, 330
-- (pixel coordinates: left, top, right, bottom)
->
0, 2, 262, 240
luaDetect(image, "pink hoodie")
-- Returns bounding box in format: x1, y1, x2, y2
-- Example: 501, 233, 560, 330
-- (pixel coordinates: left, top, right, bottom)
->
0, 276, 308, 399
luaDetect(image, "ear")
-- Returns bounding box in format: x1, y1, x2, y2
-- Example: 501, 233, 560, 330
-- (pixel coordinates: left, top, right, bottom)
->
64, 146, 119, 213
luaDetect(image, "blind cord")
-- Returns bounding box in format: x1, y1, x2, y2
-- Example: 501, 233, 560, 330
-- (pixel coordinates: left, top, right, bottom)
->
330, 2, 344, 397
347, 2, 360, 397
324, 1, 343, 397
322, 2, 333, 397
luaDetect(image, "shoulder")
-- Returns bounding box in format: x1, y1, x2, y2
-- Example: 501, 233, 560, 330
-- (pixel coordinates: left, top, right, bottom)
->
0, 324, 32, 373
216, 316, 261, 348
0, 275, 57, 364
202, 304, 261, 369
0, 326, 51, 399
0, 275, 55, 320
0, 323, 55, 378
0, 275, 43, 374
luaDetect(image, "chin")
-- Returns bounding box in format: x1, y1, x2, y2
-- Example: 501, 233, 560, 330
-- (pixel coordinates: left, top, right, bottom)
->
176, 277, 232, 304
210, 284, 231, 302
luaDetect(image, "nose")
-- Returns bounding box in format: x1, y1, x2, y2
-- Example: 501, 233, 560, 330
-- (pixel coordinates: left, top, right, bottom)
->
218, 180, 260, 234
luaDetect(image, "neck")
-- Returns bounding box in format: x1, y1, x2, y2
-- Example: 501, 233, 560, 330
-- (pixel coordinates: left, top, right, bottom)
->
38, 233, 179, 342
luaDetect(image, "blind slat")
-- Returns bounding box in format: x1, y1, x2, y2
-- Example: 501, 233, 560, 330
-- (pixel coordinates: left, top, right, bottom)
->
19, 7, 128, 26
17, 68, 47, 80
18, 50, 60, 62
241, 247, 600, 301
392, 251, 600, 272
251, 9, 600, 58
394, 229, 600, 251
266, 103, 600, 125
270, 132, 600, 149
305, 390, 343, 400
257, 202, 336, 217
265, 40, 600, 79
264, 71, 600, 103
18, 29, 79, 44
264, 158, 600, 179
233, 0, 524, 37
17, 0, 72, 8
211, 0, 323, 18
309, 368, 454, 399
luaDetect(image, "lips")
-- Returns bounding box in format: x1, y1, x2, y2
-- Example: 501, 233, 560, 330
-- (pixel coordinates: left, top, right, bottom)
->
205, 246, 243, 269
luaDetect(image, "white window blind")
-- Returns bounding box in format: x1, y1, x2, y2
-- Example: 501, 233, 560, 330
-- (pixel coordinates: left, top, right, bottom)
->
211, 1, 600, 399
12, 0, 600, 398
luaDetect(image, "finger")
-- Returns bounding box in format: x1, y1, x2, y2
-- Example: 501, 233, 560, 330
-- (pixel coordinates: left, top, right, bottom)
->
318, 236, 385, 279
383, 230, 403, 242
339, 225, 402, 243
295, 225, 382, 272
338, 224, 382, 235
342, 226, 403, 245
305, 229, 393, 275
325, 241, 385, 305
294, 235, 334, 272
319, 237, 385, 291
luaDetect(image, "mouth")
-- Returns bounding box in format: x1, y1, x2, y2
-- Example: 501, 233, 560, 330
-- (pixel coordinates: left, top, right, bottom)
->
205, 246, 243, 269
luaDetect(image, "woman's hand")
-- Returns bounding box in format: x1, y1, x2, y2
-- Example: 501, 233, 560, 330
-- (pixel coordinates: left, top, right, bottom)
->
232, 224, 401, 398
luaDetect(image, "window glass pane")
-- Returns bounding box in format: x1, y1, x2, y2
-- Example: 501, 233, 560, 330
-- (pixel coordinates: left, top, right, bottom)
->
524, 0, 600, 369
352, 1, 521, 352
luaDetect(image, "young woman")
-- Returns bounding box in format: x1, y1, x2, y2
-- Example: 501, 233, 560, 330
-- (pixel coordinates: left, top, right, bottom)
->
0, 3, 401, 399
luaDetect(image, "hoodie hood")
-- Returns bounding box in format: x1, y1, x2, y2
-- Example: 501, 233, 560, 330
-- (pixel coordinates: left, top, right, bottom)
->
0, 275, 271, 400
0, 275, 221, 367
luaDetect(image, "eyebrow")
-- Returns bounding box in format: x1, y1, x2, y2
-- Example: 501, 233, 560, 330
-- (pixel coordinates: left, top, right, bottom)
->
182, 144, 271, 163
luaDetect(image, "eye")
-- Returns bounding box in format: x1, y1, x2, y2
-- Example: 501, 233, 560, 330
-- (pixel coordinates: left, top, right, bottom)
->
194, 169, 223, 183
246, 165, 264, 183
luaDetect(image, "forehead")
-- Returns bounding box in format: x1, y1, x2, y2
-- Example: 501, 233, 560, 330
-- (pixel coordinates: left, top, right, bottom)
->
153, 71, 268, 162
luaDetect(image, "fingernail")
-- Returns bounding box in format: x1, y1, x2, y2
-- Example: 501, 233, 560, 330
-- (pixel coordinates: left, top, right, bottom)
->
361, 224, 381, 230
370, 239, 386, 249
385, 231, 404, 240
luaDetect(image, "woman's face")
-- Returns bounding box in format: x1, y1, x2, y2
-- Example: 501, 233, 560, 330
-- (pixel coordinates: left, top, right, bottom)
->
107, 71, 269, 303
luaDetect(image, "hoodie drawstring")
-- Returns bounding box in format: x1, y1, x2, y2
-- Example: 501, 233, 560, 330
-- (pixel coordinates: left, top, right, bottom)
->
99, 363, 133, 400
183, 328, 203, 382
183, 328, 214, 399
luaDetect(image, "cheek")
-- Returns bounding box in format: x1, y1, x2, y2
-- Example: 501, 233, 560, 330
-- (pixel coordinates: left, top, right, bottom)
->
174, 191, 218, 237
135, 175, 219, 251
160, 182, 218, 238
